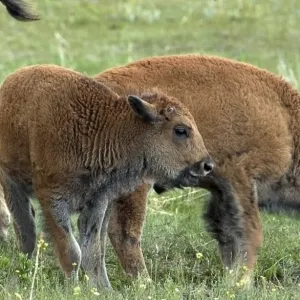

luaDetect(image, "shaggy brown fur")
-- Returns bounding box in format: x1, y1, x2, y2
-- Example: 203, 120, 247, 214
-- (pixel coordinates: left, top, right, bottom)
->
92, 54, 296, 281
0, 64, 212, 289
0, 0, 39, 21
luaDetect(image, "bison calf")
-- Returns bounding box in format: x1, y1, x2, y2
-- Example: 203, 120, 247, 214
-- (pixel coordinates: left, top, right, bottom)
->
93, 54, 294, 283
0, 64, 212, 289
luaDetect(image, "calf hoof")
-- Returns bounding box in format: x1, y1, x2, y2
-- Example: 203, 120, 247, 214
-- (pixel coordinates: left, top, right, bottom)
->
125, 265, 150, 280
236, 269, 254, 290
0, 210, 11, 241
87, 275, 113, 291
69, 269, 80, 283
224, 266, 254, 291
0, 227, 9, 241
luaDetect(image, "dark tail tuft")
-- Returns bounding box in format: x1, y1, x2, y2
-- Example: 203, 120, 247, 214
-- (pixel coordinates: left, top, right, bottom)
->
1, 0, 40, 21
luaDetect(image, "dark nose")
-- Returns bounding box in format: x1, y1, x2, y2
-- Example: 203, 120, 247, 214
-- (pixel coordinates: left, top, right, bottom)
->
200, 158, 214, 176
189, 158, 214, 178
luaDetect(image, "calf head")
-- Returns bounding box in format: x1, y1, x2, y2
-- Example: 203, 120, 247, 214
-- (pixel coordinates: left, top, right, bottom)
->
127, 92, 214, 190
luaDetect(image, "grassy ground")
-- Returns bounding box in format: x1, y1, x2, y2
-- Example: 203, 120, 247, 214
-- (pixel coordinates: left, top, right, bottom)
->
1, 0, 300, 299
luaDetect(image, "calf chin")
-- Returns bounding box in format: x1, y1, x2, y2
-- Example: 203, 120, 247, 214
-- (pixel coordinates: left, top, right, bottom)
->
153, 158, 215, 194
153, 184, 169, 194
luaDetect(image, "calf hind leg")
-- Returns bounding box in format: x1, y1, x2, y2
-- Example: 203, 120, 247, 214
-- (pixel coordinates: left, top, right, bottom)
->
38, 194, 81, 279
2, 177, 36, 257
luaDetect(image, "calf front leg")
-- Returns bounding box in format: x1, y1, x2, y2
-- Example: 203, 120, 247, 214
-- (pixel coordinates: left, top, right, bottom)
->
78, 197, 112, 289
237, 180, 262, 274
203, 176, 244, 268
108, 184, 151, 278
203, 171, 262, 285
99, 201, 114, 288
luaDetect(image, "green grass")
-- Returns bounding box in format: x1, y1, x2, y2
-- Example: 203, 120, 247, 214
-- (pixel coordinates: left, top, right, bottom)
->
1, 0, 300, 299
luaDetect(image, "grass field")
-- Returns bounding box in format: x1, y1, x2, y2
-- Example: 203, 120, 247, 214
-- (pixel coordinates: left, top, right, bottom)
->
1, 0, 300, 299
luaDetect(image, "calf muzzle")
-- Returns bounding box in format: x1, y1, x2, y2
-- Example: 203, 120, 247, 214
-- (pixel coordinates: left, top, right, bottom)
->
153, 157, 215, 194
189, 157, 214, 178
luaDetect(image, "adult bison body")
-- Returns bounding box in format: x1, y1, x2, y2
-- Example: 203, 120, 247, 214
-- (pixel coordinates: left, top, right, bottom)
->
0, 0, 39, 21
93, 54, 295, 282
0, 64, 212, 288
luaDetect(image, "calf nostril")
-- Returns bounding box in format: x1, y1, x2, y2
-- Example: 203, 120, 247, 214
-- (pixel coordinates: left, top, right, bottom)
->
204, 160, 214, 172
201, 159, 214, 175
189, 158, 214, 178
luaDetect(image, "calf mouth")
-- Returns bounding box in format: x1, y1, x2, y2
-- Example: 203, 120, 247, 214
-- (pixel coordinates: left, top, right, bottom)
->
154, 157, 215, 194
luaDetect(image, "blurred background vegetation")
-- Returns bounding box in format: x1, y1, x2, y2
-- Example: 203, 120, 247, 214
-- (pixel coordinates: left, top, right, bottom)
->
1, 0, 300, 79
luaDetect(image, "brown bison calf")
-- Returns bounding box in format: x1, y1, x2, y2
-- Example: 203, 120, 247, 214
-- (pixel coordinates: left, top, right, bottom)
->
0, 0, 39, 21
93, 54, 294, 282
0, 64, 212, 288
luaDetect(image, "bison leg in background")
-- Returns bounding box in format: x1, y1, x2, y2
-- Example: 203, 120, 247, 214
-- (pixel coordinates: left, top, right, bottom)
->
204, 168, 262, 286
0, 184, 10, 240
108, 184, 151, 278
39, 195, 81, 280
78, 197, 112, 289
2, 176, 36, 256
203, 176, 244, 268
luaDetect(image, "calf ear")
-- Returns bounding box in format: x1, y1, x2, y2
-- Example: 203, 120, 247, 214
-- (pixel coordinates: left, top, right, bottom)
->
127, 95, 161, 124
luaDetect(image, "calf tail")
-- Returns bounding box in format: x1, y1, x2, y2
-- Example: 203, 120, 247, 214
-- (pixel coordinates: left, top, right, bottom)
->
0, 0, 40, 21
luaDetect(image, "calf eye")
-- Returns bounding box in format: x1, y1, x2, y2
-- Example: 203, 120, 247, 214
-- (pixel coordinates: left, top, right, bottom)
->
174, 126, 189, 138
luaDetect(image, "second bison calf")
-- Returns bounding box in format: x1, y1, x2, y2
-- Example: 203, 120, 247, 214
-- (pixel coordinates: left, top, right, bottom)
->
0, 64, 213, 289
